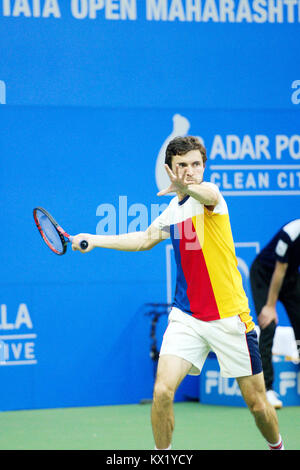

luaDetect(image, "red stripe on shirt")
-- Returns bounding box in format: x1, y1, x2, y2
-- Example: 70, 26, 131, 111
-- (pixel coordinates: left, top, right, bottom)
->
178, 218, 220, 321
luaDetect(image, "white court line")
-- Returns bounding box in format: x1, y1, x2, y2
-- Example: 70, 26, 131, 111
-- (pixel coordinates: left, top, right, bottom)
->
209, 165, 300, 170
221, 191, 300, 196
166, 244, 173, 305
0, 334, 37, 340
235, 242, 260, 254
0, 360, 37, 366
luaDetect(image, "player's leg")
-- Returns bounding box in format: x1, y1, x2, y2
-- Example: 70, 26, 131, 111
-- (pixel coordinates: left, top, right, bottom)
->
208, 316, 284, 449
151, 354, 192, 450
237, 373, 283, 448
152, 308, 209, 449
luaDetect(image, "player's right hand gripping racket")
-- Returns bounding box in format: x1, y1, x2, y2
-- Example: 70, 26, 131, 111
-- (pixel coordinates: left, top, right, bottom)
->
33, 207, 88, 255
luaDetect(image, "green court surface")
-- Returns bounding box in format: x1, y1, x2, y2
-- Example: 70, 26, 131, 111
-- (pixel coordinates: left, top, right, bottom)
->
0, 402, 299, 450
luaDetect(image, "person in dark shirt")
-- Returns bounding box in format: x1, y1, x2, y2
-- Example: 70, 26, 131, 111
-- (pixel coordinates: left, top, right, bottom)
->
250, 219, 300, 408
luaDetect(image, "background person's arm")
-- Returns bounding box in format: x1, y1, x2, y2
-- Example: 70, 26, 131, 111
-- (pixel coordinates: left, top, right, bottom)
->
258, 261, 288, 329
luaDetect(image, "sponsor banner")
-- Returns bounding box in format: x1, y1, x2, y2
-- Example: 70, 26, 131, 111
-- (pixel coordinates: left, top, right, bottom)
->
200, 354, 300, 406
200, 354, 246, 406
273, 358, 300, 406
1, 0, 300, 23
156, 113, 300, 196
0, 105, 298, 410
0, 303, 37, 366
1, 2, 299, 107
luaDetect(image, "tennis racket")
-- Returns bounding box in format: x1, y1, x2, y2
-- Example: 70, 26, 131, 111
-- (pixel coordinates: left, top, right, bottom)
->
33, 207, 88, 255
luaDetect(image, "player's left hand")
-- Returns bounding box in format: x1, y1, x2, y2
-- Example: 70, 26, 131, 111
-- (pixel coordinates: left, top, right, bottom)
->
157, 164, 190, 196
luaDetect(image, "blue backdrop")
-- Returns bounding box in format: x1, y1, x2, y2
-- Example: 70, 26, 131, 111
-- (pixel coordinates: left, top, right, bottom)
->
0, 0, 299, 411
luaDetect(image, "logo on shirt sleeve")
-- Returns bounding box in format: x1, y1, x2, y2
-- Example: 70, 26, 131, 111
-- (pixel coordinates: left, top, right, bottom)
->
275, 240, 288, 257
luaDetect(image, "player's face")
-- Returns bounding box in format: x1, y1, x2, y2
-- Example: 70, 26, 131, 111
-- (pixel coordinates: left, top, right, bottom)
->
172, 150, 205, 184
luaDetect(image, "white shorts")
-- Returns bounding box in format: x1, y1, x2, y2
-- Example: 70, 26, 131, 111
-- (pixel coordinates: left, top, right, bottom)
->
160, 307, 262, 378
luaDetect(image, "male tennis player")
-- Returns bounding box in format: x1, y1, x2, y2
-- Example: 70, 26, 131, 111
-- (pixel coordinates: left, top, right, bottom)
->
72, 136, 284, 450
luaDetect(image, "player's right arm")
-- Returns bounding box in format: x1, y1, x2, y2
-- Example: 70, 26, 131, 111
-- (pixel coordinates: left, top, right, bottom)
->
71, 223, 169, 253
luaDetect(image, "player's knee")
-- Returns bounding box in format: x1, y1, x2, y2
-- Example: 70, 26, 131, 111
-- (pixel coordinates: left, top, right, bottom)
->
247, 395, 268, 418
153, 381, 174, 406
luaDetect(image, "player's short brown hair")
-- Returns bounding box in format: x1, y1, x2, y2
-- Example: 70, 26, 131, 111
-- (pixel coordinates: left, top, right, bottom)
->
165, 136, 207, 169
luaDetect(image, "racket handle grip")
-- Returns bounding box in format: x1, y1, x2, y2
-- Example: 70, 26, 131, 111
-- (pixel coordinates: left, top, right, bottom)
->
69, 236, 88, 250
80, 240, 89, 250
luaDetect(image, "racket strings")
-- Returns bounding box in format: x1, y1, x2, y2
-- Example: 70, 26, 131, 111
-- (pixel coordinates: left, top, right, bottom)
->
35, 210, 65, 254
